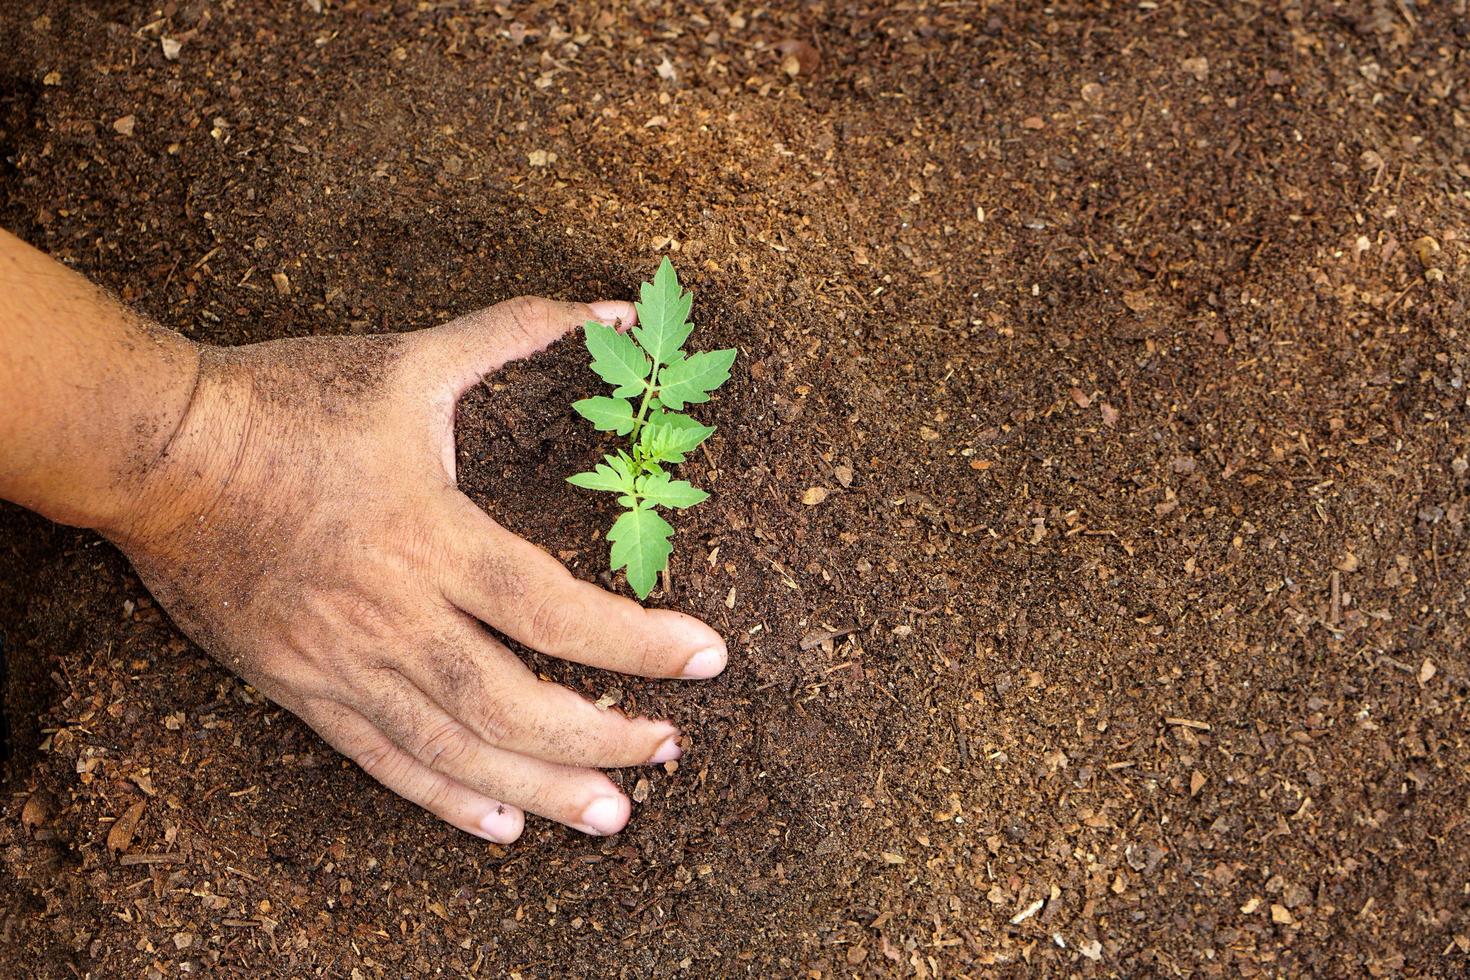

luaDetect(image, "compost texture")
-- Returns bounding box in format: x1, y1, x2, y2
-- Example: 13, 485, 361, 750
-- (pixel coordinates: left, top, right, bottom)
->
2, 1, 1468, 976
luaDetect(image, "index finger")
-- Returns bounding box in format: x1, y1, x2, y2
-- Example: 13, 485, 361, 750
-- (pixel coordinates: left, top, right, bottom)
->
439, 497, 728, 680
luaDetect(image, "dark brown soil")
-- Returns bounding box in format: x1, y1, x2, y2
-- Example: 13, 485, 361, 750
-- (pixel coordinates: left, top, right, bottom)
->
3, 1, 1468, 976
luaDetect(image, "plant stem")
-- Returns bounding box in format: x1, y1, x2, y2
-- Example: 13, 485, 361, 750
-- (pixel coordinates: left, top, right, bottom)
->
629, 366, 660, 446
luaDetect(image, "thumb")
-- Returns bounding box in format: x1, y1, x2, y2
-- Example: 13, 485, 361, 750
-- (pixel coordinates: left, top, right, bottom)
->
417, 295, 637, 401
408, 294, 636, 481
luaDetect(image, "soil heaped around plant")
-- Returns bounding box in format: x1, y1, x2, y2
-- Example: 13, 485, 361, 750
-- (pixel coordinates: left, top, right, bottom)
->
1, 1, 1467, 976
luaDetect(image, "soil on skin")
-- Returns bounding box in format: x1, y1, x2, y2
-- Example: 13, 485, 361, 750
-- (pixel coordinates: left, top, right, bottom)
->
2, 1, 1467, 976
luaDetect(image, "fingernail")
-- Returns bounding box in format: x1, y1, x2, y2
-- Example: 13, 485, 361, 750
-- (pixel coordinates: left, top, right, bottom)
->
577, 796, 628, 836
475, 805, 521, 843
649, 734, 683, 765
681, 645, 727, 679
588, 300, 632, 327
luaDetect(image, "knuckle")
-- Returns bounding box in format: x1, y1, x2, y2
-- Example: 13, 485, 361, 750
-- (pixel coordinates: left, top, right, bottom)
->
519, 778, 562, 817
416, 722, 471, 771
523, 591, 573, 651
474, 695, 520, 747
416, 774, 457, 815
499, 295, 547, 342
352, 738, 397, 780
547, 682, 620, 760
321, 650, 390, 699
338, 594, 395, 641
632, 632, 667, 678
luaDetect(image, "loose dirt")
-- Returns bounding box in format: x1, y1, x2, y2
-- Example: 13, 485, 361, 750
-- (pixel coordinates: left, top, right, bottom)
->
2, 1, 1467, 976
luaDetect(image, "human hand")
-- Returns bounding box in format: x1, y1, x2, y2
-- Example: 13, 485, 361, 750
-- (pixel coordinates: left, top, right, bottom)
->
111, 296, 727, 842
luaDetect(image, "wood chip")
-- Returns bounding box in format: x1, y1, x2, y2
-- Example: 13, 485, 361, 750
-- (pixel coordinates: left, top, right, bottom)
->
118, 852, 186, 866
21, 792, 51, 831
1180, 56, 1209, 81
801, 487, 829, 506
1122, 290, 1152, 313
773, 39, 820, 77
1411, 236, 1441, 268
1164, 717, 1212, 731
1010, 898, 1044, 924
107, 801, 145, 854
799, 624, 862, 650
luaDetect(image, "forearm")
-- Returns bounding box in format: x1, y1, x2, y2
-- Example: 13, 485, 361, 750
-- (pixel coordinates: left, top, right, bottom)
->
0, 228, 200, 534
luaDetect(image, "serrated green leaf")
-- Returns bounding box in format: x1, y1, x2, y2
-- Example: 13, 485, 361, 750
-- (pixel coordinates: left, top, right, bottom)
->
632, 257, 694, 366
583, 322, 651, 398
639, 411, 716, 463
567, 455, 636, 494
650, 409, 704, 430
608, 506, 674, 599
657, 348, 737, 410
572, 396, 636, 435
567, 468, 621, 493
638, 471, 709, 510
604, 451, 641, 488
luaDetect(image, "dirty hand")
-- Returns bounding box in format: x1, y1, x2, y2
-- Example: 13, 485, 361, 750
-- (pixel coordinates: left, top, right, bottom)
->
110, 297, 727, 842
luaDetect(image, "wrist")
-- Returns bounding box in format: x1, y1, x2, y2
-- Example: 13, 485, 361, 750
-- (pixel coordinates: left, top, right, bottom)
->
0, 229, 210, 540
77, 327, 206, 539
97, 340, 242, 553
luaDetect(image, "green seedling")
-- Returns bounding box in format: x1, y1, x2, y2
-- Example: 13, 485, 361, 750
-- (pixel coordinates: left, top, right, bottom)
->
567, 258, 735, 599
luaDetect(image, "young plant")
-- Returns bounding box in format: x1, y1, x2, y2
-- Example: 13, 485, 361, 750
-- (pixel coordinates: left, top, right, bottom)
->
567, 258, 735, 599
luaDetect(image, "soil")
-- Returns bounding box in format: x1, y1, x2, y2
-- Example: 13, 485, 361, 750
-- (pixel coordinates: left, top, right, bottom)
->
2, 1, 1468, 976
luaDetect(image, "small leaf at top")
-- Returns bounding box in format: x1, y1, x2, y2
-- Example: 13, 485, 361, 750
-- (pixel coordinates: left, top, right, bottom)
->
657, 348, 737, 410
584, 322, 651, 398
572, 396, 636, 435
632, 257, 694, 366
608, 506, 674, 599
605, 451, 642, 489
639, 411, 716, 463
